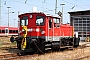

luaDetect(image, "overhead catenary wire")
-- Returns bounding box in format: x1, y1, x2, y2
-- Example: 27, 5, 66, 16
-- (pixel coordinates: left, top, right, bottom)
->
2, 0, 90, 15
3, 0, 88, 13
1, 0, 90, 26
2, 0, 88, 19
61, 0, 85, 9
25, 0, 27, 4
37, 0, 86, 10
14, 0, 55, 12
3, 0, 89, 9
37, 0, 55, 6
2, 0, 55, 13
71, 0, 77, 9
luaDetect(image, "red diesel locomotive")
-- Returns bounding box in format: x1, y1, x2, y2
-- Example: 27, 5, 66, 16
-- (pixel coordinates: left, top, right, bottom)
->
10, 12, 80, 53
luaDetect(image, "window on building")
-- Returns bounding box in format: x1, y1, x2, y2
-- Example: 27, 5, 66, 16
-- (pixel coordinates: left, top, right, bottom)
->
74, 20, 78, 23
87, 18, 90, 20
83, 29, 86, 31
83, 21, 86, 23
74, 27, 78, 31
87, 29, 90, 31
87, 24, 90, 26
83, 18, 86, 20
78, 35, 82, 37
83, 24, 86, 26
79, 24, 82, 26
83, 32, 86, 34
79, 21, 82, 23
83, 35, 86, 37
79, 27, 82, 31
74, 24, 78, 26
87, 20, 90, 23
74, 18, 78, 20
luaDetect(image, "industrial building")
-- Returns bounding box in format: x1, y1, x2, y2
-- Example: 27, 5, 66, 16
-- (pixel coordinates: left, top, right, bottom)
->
68, 10, 90, 41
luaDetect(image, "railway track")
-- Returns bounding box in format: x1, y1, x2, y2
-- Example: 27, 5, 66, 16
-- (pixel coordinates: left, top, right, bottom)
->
73, 42, 90, 60
74, 55, 90, 60
0, 42, 90, 60
0, 53, 39, 60
0, 53, 17, 60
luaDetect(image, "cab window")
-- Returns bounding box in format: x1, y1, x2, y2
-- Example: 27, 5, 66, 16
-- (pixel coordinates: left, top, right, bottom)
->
36, 16, 45, 26
20, 16, 28, 26
53, 18, 60, 27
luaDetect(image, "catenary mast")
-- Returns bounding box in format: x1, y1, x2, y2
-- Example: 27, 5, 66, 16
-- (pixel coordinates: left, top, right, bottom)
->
0, 0, 1, 25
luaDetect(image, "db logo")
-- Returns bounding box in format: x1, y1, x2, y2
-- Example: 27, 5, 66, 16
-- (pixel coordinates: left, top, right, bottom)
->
32, 29, 35, 31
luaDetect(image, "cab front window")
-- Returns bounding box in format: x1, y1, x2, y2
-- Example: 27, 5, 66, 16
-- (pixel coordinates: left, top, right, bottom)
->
36, 16, 45, 26
20, 16, 28, 26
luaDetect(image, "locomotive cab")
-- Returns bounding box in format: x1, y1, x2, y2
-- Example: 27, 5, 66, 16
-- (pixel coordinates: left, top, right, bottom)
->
10, 12, 47, 51
19, 13, 46, 51
10, 12, 80, 53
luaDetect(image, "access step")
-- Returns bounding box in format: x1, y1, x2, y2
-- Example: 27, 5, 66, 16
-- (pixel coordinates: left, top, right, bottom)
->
60, 46, 73, 48
45, 44, 52, 46
45, 48, 51, 50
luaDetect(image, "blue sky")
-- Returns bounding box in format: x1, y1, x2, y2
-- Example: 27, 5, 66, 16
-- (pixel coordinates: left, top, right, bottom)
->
1, 0, 90, 27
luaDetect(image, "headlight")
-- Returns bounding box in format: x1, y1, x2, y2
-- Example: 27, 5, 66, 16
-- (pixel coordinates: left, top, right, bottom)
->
36, 28, 39, 32
41, 31, 45, 34
22, 29, 24, 32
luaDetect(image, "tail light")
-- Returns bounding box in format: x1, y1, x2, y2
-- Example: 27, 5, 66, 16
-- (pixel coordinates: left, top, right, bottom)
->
40, 28, 45, 34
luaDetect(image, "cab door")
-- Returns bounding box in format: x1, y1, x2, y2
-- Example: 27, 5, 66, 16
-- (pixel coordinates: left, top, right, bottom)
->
47, 17, 54, 41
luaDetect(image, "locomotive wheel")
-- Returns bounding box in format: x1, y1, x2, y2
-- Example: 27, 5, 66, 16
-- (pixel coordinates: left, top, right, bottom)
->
35, 44, 45, 54
17, 42, 21, 50
74, 38, 80, 47
34, 40, 45, 54
10, 36, 14, 42
52, 42, 60, 51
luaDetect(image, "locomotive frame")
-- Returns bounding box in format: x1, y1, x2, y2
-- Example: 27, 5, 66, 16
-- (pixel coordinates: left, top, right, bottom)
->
10, 12, 80, 53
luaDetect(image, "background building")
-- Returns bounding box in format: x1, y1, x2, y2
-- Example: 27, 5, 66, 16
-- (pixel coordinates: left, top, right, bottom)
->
68, 10, 90, 41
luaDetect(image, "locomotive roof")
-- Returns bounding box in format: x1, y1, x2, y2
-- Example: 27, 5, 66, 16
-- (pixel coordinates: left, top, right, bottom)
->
19, 12, 45, 15
19, 12, 60, 18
